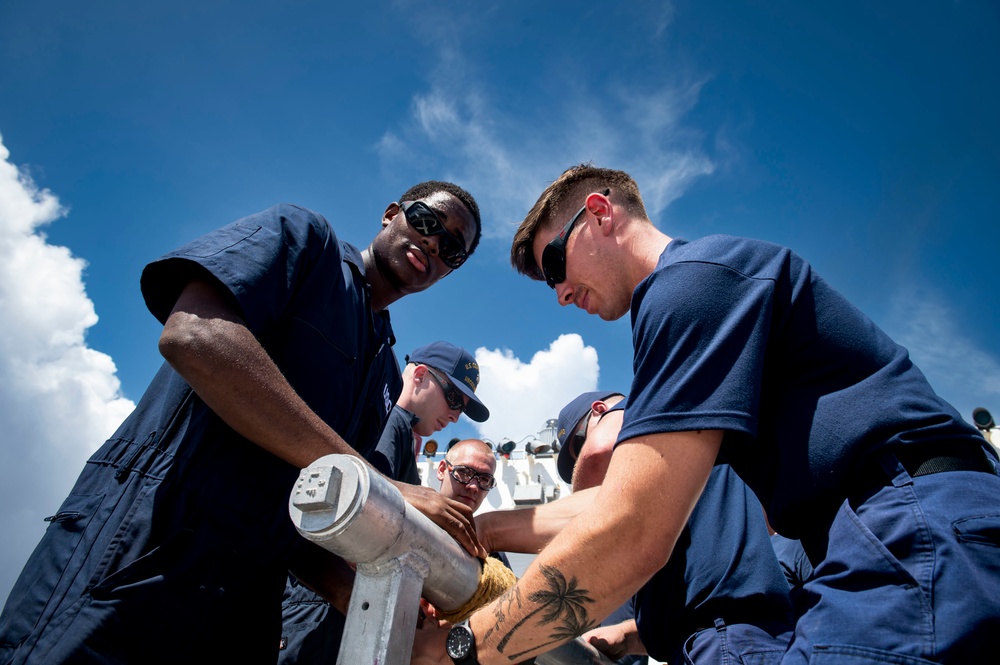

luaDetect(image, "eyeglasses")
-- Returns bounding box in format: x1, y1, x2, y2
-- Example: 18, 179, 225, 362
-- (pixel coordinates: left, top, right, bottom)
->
446, 460, 496, 490
401, 201, 469, 270
426, 368, 465, 412
540, 189, 610, 288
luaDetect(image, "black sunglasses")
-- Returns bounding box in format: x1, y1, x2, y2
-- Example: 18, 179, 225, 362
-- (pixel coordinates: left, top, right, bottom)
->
401, 201, 469, 270
568, 410, 593, 460
445, 460, 497, 490
540, 189, 610, 288
568, 404, 617, 460
426, 368, 465, 412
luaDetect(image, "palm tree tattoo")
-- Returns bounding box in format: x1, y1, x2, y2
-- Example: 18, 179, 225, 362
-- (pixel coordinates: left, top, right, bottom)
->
495, 564, 597, 660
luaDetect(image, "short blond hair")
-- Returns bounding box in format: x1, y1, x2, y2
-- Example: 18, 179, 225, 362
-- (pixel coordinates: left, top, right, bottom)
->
510, 164, 650, 280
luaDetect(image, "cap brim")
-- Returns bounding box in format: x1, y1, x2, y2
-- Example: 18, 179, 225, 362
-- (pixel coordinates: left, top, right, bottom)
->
453, 381, 489, 422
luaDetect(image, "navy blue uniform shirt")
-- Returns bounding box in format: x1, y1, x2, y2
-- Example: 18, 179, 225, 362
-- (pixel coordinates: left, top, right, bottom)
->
633, 464, 793, 662
618, 235, 986, 538
0, 204, 401, 664
368, 405, 421, 486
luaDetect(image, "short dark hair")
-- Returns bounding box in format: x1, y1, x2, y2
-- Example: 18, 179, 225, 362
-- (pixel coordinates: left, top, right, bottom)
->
400, 181, 483, 257
510, 164, 649, 280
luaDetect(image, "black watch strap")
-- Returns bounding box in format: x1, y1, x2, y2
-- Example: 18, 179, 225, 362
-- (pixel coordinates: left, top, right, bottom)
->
446, 619, 479, 665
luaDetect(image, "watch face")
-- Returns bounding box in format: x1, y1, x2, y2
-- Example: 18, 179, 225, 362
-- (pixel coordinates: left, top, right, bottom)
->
446, 624, 473, 659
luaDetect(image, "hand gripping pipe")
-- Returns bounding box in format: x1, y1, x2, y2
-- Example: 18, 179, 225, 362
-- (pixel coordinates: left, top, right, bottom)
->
290, 454, 614, 665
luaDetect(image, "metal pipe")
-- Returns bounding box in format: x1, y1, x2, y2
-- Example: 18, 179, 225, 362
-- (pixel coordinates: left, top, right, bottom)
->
290, 454, 480, 610
289, 454, 614, 665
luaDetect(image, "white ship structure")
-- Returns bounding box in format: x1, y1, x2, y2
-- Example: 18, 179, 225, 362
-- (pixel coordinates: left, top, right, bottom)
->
415, 418, 570, 513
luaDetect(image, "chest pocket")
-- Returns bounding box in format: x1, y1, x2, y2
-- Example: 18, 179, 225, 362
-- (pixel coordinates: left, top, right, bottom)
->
346, 341, 402, 456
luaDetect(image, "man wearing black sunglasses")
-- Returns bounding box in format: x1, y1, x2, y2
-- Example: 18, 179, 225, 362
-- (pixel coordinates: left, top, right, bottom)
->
370, 341, 490, 488
410, 164, 1000, 664
368, 185, 483, 306
0, 181, 487, 664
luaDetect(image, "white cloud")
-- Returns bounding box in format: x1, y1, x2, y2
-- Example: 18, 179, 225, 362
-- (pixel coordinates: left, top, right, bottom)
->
0, 134, 135, 604
376, 87, 535, 236
471, 334, 600, 444
414, 93, 463, 139
374, 27, 716, 237
885, 288, 1000, 422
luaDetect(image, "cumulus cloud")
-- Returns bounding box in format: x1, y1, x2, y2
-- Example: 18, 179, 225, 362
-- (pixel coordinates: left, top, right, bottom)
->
471, 334, 600, 444
0, 134, 135, 604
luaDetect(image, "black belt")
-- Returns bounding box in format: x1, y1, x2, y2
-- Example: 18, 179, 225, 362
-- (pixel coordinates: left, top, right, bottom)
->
802, 442, 996, 567
852, 442, 996, 503
893, 442, 995, 478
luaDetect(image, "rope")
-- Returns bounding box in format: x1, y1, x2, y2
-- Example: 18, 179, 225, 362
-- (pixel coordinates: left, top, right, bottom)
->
436, 556, 517, 623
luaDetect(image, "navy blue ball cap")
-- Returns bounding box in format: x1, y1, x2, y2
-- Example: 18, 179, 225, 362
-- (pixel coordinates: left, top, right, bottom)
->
407, 341, 489, 422
555, 390, 624, 483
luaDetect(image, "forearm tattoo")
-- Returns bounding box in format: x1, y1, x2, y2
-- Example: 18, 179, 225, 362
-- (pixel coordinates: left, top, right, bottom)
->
482, 585, 524, 644
492, 564, 597, 661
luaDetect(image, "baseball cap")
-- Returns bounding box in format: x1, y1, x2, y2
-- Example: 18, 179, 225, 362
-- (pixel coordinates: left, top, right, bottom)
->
406, 342, 489, 422
555, 391, 625, 483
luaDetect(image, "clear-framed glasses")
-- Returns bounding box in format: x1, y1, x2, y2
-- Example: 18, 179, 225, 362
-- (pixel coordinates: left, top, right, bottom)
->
540, 188, 610, 288
426, 368, 465, 412
401, 200, 469, 269
445, 460, 496, 490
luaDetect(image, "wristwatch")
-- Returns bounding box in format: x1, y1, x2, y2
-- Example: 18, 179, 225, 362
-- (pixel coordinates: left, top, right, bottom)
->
445, 619, 479, 664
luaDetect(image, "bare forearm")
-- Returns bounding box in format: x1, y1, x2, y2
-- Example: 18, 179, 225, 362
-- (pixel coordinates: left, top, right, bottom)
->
469, 431, 721, 664
622, 619, 646, 655
582, 618, 646, 659
161, 279, 482, 557
160, 303, 358, 468
479, 487, 598, 554
471, 495, 656, 663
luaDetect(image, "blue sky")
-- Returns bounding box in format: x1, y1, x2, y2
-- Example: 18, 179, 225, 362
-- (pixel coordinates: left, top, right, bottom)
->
1, 0, 998, 602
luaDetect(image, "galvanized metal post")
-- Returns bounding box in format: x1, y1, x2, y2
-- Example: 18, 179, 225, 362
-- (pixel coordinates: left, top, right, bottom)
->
290, 454, 481, 664
338, 552, 428, 665
290, 454, 613, 665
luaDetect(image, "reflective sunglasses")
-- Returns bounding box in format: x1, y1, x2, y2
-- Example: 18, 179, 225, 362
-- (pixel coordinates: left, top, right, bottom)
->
426, 368, 465, 412
446, 460, 497, 490
401, 201, 469, 269
540, 189, 610, 288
